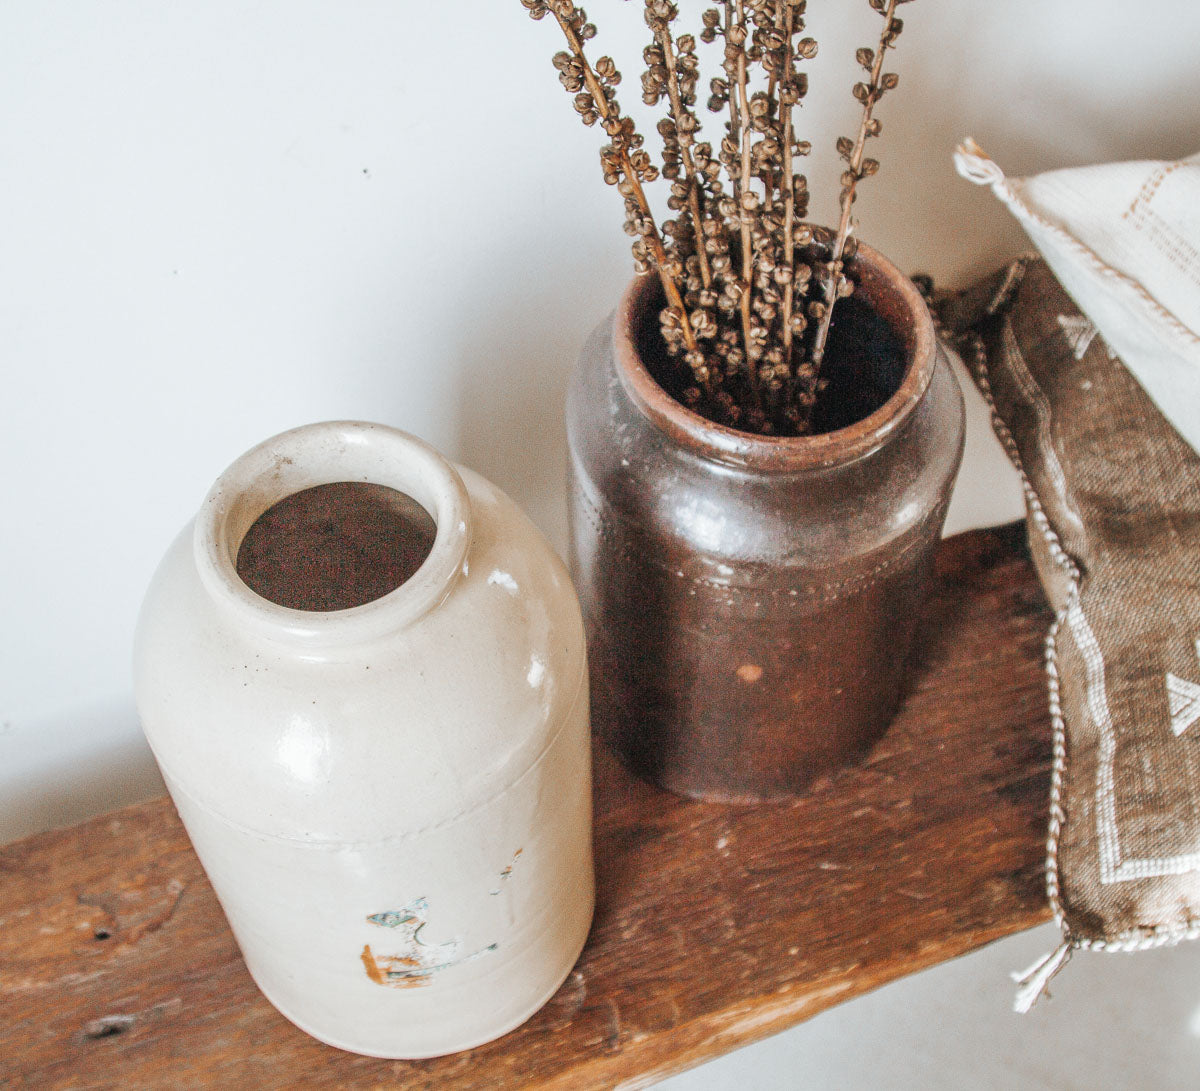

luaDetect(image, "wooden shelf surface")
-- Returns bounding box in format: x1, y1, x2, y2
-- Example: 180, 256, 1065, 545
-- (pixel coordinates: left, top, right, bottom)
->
0, 524, 1053, 1089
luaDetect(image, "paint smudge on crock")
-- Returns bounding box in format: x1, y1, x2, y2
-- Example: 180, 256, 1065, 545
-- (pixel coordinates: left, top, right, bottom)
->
362, 896, 496, 988
490, 848, 524, 895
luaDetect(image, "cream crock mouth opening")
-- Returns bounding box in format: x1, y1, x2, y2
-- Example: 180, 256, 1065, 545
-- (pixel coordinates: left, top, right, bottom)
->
193, 421, 472, 646
233, 481, 437, 613
614, 240, 937, 473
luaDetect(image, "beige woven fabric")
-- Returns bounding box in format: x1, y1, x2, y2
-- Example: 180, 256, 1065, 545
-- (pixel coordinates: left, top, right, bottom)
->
943, 258, 1200, 1006
954, 142, 1200, 457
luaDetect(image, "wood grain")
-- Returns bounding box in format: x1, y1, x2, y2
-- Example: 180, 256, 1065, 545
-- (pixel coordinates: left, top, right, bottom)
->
0, 523, 1053, 1089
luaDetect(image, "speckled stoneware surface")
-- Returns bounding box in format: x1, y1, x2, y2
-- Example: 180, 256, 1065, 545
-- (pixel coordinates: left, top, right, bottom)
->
134, 421, 593, 1058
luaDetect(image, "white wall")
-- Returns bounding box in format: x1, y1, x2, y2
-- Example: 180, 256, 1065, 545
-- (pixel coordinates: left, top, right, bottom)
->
3, 2, 1199, 1085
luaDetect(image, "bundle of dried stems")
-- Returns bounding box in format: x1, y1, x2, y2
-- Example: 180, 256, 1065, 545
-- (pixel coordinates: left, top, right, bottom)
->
521, 0, 913, 435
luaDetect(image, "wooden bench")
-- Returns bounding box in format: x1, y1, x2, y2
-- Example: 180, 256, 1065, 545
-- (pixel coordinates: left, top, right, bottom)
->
0, 523, 1053, 1089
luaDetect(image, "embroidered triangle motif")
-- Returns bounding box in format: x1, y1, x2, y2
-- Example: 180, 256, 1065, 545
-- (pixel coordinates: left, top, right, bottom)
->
1055, 314, 1116, 361
1167, 640, 1200, 737
1167, 673, 1200, 737
1056, 314, 1100, 360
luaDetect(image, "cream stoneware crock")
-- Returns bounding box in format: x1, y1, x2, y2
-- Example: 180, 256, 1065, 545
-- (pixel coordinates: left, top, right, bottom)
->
134, 421, 594, 1059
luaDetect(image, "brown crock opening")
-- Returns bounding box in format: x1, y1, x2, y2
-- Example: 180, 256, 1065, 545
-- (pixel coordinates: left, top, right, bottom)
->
614, 239, 937, 472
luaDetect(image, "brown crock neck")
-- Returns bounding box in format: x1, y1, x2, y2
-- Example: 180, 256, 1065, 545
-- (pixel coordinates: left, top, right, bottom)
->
613, 241, 937, 473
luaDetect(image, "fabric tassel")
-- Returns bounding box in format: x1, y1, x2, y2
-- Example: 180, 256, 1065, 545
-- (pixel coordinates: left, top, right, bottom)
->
953, 137, 1007, 188
1011, 941, 1074, 1013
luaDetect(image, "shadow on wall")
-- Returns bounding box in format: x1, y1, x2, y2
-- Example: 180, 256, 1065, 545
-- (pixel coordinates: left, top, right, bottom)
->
807, 0, 1200, 288
0, 698, 165, 844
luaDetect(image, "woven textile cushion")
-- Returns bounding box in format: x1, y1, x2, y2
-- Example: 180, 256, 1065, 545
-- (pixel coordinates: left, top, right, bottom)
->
948, 144, 1200, 1006
954, 141, 1200, 457
942, 257, 1200, 1008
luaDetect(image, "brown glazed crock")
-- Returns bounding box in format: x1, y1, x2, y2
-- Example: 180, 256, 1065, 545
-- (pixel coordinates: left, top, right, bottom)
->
566, 241, 965, 803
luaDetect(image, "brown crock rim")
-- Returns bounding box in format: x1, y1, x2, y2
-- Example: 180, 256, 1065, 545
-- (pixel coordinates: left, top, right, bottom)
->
613, 238, 937, 472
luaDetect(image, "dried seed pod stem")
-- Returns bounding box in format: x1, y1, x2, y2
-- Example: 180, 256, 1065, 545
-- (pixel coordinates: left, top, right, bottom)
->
720, 2, 742, 143
777, 2, 799, 371
732, 0, 761, 403
649, 15, 713, 290
809, 0, 900, 371
551, 4, 701, 357
522, 0, 915, 435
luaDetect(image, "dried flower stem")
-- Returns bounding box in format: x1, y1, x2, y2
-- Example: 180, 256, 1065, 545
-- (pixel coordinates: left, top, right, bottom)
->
778, 6, 798, 369
524, 0, 913, 435
552, 7, 701, 358
654, 23, 712, 291
732, 0, 760, 402
721, 3, 741, 147
763, 71, 778, 213
810, 0, 899, 370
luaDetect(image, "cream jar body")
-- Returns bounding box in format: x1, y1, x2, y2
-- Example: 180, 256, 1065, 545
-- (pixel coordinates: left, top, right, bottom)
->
134, 422, 593, 1058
